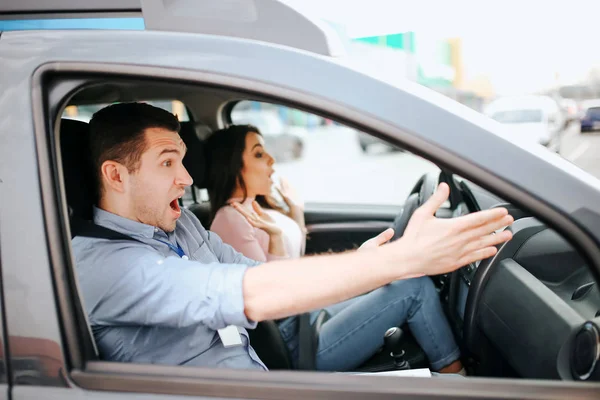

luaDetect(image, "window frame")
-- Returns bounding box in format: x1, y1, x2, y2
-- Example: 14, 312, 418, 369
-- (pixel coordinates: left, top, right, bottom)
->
33, 63, 600, 399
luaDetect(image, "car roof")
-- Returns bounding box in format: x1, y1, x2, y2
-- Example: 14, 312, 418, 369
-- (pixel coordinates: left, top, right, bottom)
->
0, 0, 344, 56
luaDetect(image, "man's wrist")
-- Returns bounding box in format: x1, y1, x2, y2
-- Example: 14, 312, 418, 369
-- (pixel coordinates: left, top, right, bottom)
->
378, 238, 423, 281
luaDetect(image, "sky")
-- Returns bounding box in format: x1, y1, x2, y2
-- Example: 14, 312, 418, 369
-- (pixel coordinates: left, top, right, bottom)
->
282, 0, 600, 94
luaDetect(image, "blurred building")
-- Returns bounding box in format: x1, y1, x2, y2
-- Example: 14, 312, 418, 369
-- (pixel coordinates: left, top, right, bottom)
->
341, 30, 487, 111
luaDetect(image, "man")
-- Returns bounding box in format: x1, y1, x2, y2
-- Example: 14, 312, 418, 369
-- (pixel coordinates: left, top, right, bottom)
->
72, 103, 513, 371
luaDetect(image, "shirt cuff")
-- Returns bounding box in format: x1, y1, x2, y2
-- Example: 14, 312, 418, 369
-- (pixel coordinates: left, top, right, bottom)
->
214, 263, 258, 329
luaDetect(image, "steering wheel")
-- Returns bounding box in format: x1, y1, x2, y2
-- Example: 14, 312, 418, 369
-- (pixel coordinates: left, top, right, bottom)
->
391, 171, 471, 241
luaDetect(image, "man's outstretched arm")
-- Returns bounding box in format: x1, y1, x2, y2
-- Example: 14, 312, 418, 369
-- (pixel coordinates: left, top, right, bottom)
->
242, 183, 513, 322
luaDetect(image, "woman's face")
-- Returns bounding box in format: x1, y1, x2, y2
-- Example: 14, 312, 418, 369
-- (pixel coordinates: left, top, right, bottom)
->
239, 131, 275, 197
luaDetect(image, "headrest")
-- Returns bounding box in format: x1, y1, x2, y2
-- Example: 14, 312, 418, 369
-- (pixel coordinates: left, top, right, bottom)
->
180, 122, 207, 189
59, 119, 97, 221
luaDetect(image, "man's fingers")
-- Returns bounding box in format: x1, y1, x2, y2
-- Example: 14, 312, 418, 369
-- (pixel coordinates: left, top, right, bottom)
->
464, 214, 514, 241
461, 230, 513, 256
373, 228, 395, 246
456, 246, 499, 269
419, 183, 450, 216
455, 207, 509, 232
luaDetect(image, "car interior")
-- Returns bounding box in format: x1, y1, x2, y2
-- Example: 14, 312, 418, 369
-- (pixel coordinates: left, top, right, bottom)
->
55, 76, 600, 382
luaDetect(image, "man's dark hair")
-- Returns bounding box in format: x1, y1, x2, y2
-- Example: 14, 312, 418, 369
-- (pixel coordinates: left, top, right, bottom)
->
89, 102, 180, 198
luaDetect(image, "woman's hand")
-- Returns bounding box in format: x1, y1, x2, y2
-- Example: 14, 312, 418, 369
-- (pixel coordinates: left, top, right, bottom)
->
277, 176, 304, 211
267, 176, 306, 231
231, 201, 288, 258
231, 201, 282, 237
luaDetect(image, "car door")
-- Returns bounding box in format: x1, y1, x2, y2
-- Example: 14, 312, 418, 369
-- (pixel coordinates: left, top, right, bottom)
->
0, 252, 10, 400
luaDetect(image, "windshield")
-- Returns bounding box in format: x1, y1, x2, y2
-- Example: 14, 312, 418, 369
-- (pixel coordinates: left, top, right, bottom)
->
491, 109, 543, 124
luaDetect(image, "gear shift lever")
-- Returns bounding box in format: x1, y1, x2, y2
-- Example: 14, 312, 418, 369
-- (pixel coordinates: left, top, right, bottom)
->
384, 327, 410, 370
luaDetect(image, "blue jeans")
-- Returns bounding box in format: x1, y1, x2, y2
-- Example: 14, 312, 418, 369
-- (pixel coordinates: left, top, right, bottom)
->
278, 277, 460, 372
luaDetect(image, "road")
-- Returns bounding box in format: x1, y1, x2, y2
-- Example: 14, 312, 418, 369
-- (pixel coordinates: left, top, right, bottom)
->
560, 122, 600, 177
274, 123, 600, 206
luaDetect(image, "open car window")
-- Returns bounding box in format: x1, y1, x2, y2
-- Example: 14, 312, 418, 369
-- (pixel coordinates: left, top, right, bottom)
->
230, 100, 440, 205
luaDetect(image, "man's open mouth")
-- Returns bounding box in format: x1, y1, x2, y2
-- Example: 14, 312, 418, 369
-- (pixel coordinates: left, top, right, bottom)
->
170, 198, 181, 213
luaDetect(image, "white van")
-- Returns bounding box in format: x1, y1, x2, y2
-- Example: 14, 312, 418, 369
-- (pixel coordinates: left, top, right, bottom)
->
484, 95, 565, 152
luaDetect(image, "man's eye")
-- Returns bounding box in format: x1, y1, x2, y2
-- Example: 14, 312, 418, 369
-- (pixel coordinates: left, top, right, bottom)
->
162, 160, 172, 167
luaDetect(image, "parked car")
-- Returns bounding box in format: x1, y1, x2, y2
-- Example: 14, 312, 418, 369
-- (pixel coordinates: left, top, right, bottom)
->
1, 1, 600, 400
580, 100, 600, 132
230, 110, 305, 162
484, 95, 565, 152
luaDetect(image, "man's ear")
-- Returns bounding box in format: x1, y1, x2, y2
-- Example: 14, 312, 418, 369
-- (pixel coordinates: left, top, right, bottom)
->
100, 160, 128, 194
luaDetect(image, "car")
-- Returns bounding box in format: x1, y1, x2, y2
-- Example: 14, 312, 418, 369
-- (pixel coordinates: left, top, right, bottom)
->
230, 109, 305, 162
579, 100, 600, 133
484, 95, 565, 152
1, 1, 600, 400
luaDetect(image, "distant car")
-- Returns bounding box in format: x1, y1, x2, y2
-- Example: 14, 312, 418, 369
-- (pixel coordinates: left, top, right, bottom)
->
230, 110, 305, 162
484, 95, 565, 152
580, 100, 600, 133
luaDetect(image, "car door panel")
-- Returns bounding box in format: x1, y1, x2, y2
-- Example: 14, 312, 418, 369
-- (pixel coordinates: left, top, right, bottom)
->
304, 204, 399, 254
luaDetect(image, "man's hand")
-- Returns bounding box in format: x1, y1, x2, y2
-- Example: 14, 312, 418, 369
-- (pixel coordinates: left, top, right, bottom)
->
358, 228, 395, 251
388, 183, 513, 278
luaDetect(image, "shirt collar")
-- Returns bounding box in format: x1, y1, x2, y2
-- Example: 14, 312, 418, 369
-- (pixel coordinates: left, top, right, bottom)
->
93, 206, 161, 239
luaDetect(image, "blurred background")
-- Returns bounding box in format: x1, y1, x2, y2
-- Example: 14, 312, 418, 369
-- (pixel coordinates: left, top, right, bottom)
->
231, 0, 600, 204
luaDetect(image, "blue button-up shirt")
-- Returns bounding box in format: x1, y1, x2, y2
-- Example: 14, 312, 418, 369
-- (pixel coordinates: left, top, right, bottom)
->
72, 206, 267, 370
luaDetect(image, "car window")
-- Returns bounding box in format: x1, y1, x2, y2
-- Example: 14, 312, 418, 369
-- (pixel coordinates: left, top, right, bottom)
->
491, 109, 543, 124
229, 101, 439, 205
62, 100, 189, 122
586, 107, 600, 118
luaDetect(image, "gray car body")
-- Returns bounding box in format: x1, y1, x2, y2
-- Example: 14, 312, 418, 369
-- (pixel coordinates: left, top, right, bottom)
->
1, 29, 600, 399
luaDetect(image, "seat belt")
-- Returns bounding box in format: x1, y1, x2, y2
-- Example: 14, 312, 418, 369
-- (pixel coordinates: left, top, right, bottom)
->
297, 313, 315, 370
297, 309, 330, 370
71, 218, 144, 243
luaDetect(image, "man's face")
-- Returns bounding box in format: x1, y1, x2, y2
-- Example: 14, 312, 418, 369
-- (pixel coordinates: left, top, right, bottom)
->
127, 127, 193, 232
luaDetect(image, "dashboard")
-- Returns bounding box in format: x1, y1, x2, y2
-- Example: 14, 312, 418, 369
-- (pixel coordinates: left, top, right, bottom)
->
448, 180, 600, 381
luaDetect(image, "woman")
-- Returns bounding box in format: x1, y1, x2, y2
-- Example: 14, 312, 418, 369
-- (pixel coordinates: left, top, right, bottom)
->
204, 124, 464, 374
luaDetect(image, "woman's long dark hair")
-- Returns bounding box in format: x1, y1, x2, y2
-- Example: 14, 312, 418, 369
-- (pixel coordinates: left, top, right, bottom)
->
204, 124, 280, 225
